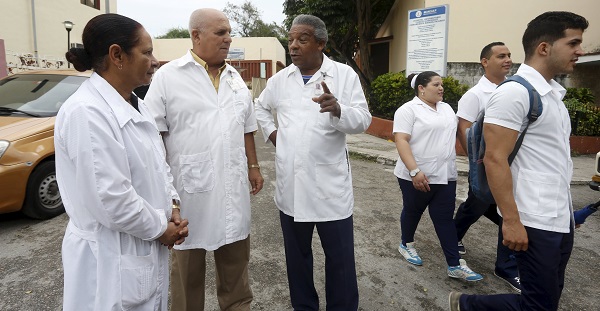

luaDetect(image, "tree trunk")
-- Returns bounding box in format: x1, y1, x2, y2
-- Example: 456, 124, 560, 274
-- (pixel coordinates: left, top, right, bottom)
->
356, 0, 373, 97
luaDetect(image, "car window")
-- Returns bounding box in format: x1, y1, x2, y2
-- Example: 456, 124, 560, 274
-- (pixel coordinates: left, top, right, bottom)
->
0, 74, 87, 117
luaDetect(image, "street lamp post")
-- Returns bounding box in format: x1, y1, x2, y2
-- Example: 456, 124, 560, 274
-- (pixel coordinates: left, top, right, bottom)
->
63, 21, 74, 68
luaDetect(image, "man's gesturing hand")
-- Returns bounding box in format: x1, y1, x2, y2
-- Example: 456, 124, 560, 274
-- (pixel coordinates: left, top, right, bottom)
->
312, 81, 341, 118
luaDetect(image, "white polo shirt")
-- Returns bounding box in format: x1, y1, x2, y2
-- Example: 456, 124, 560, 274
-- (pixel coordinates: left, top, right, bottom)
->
484, 63, 573, 233
456, 75, 498, 122
393, 96, 458, 184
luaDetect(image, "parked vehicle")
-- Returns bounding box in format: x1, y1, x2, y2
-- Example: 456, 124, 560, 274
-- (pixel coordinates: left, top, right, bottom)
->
0, 70, 90, 219
591, 151, 600, 191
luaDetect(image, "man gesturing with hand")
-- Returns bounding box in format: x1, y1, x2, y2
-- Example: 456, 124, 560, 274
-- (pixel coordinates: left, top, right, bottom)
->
255, 14, 371, 311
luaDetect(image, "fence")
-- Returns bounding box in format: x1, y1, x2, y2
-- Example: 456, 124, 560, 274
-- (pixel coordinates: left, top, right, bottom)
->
226, 60, 273, 83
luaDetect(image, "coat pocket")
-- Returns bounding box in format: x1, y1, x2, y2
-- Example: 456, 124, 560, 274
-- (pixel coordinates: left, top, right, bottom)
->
180, 152, 215, 193
515, 168, 560, 217
120, 248, 158, 310
415, 155, 439, 178
315, 159, 349, 200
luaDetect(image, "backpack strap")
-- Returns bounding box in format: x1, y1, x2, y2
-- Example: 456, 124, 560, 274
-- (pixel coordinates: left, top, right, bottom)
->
498, 75, 543, 164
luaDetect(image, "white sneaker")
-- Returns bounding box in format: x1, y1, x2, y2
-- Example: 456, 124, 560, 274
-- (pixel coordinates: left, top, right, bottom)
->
447, 259, 483, 281
398, 242, 423, 266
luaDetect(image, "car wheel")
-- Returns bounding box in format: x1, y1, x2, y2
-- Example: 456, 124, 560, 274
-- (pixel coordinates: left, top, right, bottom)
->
22, 160, 65, 219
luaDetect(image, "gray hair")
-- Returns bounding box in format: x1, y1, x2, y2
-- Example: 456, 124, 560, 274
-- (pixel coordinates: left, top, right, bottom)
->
292, 14, 328, 44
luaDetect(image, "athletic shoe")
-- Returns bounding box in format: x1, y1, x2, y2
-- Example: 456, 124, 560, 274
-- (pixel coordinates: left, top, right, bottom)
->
457, 240, 466, 255
447, 259, 483, 282
494, 270, 521, 293
448, 291, 462, 311
398, 242, 423, 266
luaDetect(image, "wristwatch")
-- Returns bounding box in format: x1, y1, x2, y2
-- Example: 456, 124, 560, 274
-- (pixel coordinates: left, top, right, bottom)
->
172, 199, 180, 210
409, 168, 421, 177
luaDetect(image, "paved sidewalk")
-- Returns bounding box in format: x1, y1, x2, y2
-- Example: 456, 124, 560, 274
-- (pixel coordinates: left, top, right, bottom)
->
347, 133, 594, 185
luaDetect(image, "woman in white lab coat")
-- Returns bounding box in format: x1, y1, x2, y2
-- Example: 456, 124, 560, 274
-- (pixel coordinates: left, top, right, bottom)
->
55, 14, 188, 310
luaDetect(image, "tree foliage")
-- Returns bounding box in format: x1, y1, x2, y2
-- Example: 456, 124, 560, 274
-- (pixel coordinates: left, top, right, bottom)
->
224, 1, 286, 38
155, 27, 190, 39
283, 0, 395, 92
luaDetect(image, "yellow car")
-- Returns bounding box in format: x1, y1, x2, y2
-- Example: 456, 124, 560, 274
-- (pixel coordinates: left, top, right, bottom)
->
0, 70, 90, 219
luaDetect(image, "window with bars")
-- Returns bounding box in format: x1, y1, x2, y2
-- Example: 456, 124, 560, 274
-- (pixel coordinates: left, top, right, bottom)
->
80, 0, 100, 10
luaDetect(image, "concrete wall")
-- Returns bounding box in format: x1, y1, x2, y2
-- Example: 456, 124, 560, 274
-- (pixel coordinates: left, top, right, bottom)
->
152, 37, 286, 75
426, 0, 600, 64
446, 62, 519, 87
0, 0, 117, 72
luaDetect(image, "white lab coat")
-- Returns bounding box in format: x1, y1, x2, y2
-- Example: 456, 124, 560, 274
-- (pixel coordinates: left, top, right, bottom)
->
255, 55, 371, 222
145, 51, 257, 251
55, 73, 179, 311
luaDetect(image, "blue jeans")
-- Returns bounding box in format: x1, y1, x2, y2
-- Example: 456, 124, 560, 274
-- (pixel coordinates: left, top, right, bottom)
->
398, 178, 460, 266
279, 211, 359, 311
460, 225, 574, 311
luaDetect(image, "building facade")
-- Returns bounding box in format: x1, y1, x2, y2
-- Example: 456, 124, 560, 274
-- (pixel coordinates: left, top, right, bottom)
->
0, 0, 117, 76
373, 0, 600, 97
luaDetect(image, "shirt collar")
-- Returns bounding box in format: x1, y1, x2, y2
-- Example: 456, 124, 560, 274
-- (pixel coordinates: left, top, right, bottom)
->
89, 72, 143, 128
515, 63, 566, 99
190, 49, 227, 72
478, 75, 500, 93
287, 53, 335, 79
177, 50, 235, 74
413, 96, 439, 111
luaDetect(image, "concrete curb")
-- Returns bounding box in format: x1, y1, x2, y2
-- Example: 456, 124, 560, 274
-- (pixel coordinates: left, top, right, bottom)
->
348, 148, 592, 186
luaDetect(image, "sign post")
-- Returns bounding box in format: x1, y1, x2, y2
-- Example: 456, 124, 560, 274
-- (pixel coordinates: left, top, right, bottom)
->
406, 5, 449, 76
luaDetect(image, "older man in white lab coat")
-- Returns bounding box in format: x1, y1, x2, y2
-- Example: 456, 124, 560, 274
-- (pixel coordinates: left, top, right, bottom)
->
255, 14, 371, 311
145, 8, 263, 311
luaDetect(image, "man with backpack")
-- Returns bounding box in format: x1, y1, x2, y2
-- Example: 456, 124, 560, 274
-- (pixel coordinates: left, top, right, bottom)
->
450, 11, 588, 311
454, 42, 520, 292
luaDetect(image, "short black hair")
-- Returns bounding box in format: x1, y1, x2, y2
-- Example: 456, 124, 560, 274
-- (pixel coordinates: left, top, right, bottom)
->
480, 42, 505, 60
523, 11, 588, 60
65, 14, 143, 72
407, 71, 440, 96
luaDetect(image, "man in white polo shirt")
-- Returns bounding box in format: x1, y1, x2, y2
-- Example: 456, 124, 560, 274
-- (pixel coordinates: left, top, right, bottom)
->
454, 42, 520, 292
450, 11, 588, 311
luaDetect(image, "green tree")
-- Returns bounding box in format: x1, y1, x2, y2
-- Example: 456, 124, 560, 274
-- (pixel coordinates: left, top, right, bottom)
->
283, 0, 395, 92
224, 1, 289, 63
224, 1, 286, 38
155, 27, 190, 39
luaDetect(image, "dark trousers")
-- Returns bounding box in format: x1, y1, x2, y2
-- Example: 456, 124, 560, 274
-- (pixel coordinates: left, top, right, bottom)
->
455, 185, 517, 277
455, 186, 500, 239
460, 225, 574, 311
398, 178, 460, 266
279, 211, 359, 311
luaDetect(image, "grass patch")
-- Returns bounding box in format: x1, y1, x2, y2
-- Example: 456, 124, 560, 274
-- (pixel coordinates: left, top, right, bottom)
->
348, 151, 380, 163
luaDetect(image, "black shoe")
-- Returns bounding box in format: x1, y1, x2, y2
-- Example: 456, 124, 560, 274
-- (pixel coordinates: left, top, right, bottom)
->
458, 240, 466, 255
494, 271, 521, 293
